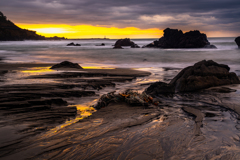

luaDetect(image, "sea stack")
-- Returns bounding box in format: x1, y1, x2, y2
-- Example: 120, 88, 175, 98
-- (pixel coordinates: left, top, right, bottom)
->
235, 37, 240, 48
143, 28, 216, 49
113, 38, 139, 48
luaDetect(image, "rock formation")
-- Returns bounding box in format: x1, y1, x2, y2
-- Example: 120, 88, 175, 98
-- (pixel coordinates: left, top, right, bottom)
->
235, 37, 240, 48
143, 28, 216, 49
145, 60, 240, 94
50, 61, 83, 69
0, 11, 66, 41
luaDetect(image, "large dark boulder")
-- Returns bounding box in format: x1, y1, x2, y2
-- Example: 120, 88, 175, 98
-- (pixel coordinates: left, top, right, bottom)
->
235, 37, 240, 48
145, 60, 240, 95
144, 28, 216, 49
50, 61, 83, 69
114, 38, 135, 47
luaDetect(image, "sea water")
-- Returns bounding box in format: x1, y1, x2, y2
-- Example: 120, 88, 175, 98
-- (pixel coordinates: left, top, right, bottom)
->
0, 37, 239, 72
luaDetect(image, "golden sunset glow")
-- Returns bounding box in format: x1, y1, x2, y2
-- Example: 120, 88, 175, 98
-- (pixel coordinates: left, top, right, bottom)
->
17, 24, 163, 39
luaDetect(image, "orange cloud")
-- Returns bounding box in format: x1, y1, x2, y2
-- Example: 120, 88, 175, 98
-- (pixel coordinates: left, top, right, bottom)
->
17, 24, 163, 39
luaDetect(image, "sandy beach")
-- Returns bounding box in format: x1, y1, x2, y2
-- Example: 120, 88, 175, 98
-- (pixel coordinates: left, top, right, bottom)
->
0, 60, 240, 159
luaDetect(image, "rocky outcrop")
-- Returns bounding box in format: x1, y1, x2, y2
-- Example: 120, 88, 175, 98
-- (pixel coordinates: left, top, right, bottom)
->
235, 37, 240, 48
0, 11, 66, 41
145, 60, 240, 94
0, 11, 46, 41
114, 38, 135, 46
143, 28, 216, 49
50, 61, 83, 69
67, 42, 81, 46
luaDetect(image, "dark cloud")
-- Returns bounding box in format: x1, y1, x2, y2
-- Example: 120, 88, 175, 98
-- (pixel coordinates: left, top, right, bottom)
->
0, 0, 240, 34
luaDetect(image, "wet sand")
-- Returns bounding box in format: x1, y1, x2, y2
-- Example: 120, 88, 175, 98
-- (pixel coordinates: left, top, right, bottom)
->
1, 63, 240, 159
0, 62, 152, 159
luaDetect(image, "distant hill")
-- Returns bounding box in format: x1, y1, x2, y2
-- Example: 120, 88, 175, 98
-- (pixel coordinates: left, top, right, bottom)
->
0, 11, 66, 41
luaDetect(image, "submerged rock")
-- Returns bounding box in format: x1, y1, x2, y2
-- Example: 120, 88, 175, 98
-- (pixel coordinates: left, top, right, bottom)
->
235, 37, 240, 48
67, 42, 81, 46
96, 43, 105, 46
144, 28, 216, 49
113, 45, 123, 49
203, 45, 217, 49
145, 60, 240, 94
50, 61, 83, 69
131, 44, 140, 48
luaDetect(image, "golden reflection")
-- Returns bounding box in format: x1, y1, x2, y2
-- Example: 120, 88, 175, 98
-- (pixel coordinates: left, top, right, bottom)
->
83, 66, 115, 69
49, 104, 97, 133
71, 105, 96, 118
21, 67, 54, 73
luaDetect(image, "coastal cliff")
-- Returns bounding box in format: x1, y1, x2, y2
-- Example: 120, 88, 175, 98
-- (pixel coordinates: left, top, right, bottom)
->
0, 11, 65, 41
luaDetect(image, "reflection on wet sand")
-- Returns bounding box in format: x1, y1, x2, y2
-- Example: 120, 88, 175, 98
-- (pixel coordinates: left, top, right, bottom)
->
1, 64, 240, 159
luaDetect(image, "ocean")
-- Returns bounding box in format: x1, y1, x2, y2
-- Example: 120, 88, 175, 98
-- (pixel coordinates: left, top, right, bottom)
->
0, 37, 239, 70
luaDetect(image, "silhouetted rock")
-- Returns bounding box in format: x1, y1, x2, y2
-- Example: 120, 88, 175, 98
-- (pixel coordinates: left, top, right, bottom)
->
50, 61, 83, 69
46, 36, 66, 40
144, 28, 216, 49
113, 45, 123, 49
145, 60, 240, 94
67, 42, 75, 46
0, 11, 46, 41
67, 42, 81, 46
0, 11, 66, 41
114, 38, 135, 46
235, 37, 240, 48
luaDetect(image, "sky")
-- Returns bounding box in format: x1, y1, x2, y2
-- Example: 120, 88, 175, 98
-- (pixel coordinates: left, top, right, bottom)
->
1, 0, 240, 38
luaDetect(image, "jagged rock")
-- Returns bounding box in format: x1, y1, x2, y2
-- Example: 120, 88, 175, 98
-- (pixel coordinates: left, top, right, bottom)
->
67, 42, 81, 46
144, 28, 216, 49
145, 60, 240, 94
114, 38, 135, 47
145, 82, 175, 95
50, 61, 83, 69
131, 44, 140, 48
67, 42, 75, 46
235, 37, 240, 48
